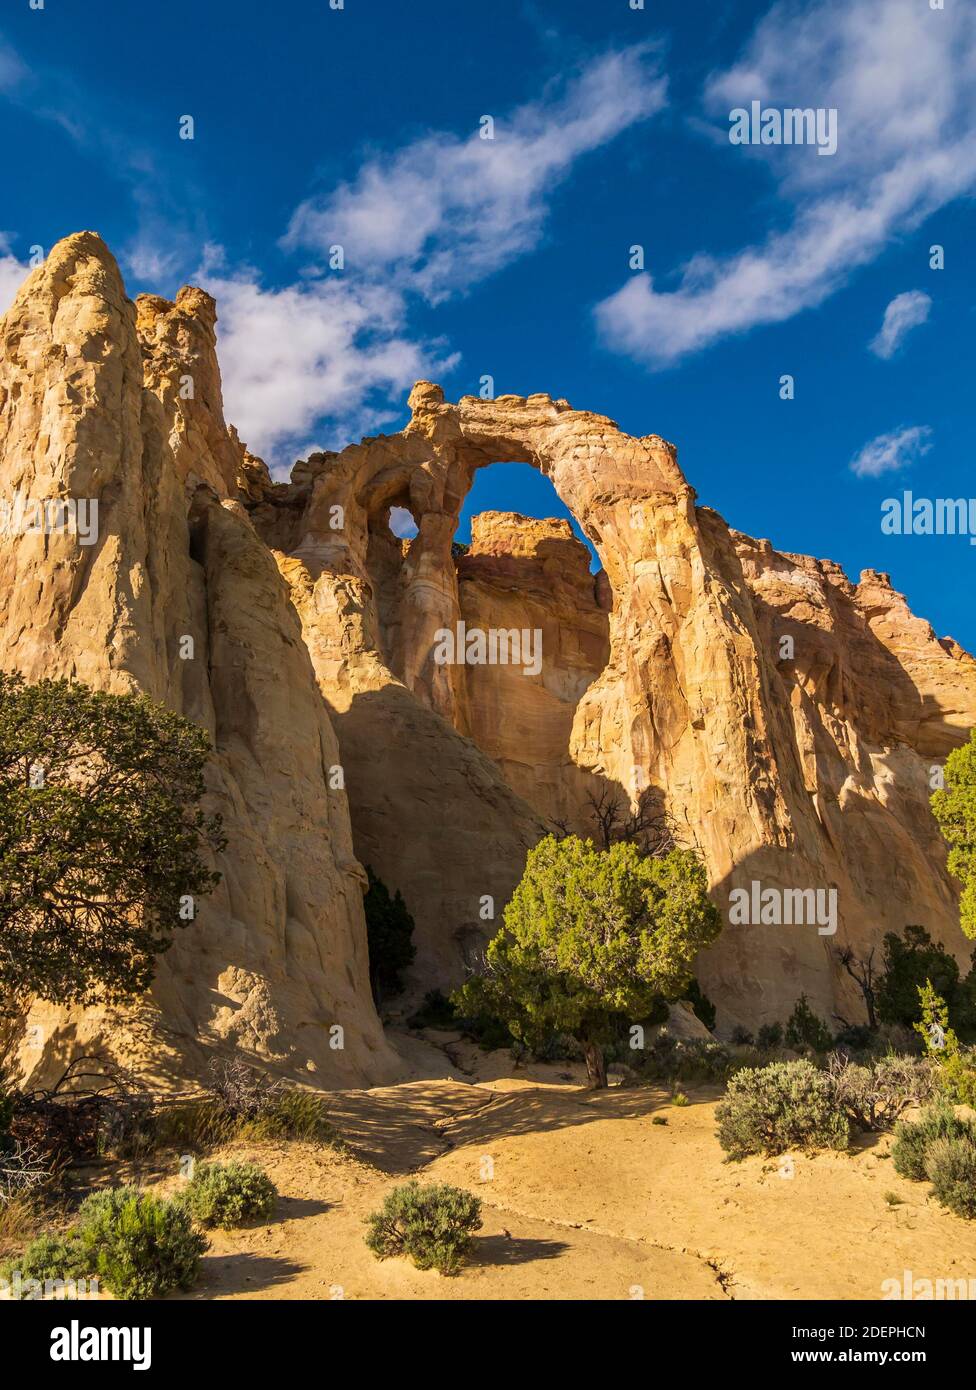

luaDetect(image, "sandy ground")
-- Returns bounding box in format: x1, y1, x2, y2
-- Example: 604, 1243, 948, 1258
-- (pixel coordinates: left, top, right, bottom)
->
137, 1036, 976, 1302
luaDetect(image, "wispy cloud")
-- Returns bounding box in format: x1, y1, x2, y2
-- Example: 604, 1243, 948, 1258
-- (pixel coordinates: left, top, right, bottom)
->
595, 0, 976, 367
0, 234, 28, 313
211, 45, 667, 464
868, 289, 931, 359
196, 246, 457, 467
0, 34, 667, 468
850, 424, 933, 478
0, 38, 28, 93
0, 30, 211, 308
284, 45, 667, 303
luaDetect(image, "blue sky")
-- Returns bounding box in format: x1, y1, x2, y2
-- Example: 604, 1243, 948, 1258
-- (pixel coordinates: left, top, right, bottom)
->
1, 0, 974, 648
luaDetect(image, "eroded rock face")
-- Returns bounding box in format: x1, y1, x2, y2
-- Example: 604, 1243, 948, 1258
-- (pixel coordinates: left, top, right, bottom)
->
0, 234, 399, 1088
2, 232, 974, 1068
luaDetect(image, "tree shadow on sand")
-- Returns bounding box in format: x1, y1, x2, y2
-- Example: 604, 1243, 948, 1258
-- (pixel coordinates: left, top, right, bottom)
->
188, 1252, 306, 1297
467, 1233, 570, 1268
330, 1079, 720, 1174
275, 1195, 332, 1219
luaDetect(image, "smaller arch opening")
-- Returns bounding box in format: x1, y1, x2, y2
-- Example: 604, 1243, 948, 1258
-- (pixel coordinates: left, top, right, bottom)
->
388, 504, 418, 542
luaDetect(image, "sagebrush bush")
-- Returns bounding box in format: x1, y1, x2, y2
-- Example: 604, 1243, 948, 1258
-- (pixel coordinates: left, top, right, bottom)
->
891, 1100, 975, 1182
0, 1229, 87, 1286
182, 1162, 277, 1229
924, 1135, 976, 1219
716, 1060, 849, 1159
364, 1181, 482, 1275
75, 1187, 207, 1299
872, 1054, 939, 1117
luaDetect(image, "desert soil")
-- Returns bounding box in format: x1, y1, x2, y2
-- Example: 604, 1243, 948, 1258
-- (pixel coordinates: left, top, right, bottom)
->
126, 1034, 976, 1301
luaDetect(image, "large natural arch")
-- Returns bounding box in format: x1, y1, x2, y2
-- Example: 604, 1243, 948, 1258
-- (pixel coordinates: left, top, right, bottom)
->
247, 380, 976, 1033
250, 383, 796, 1008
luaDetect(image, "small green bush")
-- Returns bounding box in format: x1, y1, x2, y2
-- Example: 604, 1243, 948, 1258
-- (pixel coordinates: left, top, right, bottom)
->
0, 1230, 87, 1286
924, 1136, 976, 1219
364, 1181, 482, 1275
716, 1060, 849, 1160
76, 1187, 207, 1299
891, 1100, 975, 1181
182, 1162, 277, 1229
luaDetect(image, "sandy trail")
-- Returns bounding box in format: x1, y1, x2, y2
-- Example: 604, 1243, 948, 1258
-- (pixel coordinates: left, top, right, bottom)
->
152, 1046, 976, 1301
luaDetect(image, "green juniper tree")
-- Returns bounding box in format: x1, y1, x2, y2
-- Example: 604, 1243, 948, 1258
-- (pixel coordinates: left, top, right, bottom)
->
932, 729, 976, 939
453, 834, 721, 1088
876, 923, 976, 1038
0, 673, 224, 1015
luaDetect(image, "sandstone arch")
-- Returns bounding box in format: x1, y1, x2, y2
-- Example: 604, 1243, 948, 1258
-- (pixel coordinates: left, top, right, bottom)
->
246, 381, 976, 1028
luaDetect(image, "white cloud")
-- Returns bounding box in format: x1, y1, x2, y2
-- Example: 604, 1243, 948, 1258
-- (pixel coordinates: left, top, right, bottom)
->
197, 249, 458, 471
596, 0, 976, 366
284, 46, 667, 303
869, 289, 931, 359
210, 45, 666, 466
122, 237, 188, 288
850, 424, 933, 478
0, 235, 28, 314
1, 42, 666, 472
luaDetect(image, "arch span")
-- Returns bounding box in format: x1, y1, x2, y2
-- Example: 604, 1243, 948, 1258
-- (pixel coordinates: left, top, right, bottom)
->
248, 382, 976, 1034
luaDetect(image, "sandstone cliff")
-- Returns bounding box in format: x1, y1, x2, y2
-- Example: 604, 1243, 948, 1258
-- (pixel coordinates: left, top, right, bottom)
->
0, 234, 399, 1088
1, 232, 974, 1082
